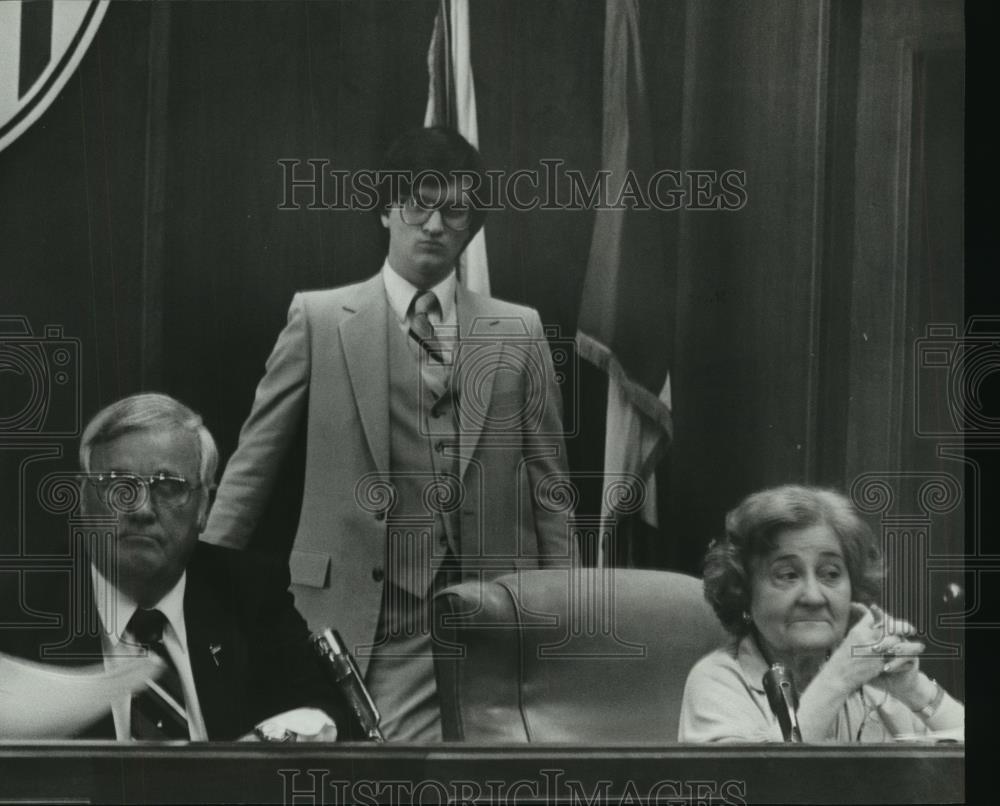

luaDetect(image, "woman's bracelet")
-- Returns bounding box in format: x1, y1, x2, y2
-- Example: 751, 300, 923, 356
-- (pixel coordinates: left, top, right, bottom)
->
912, 677, 945, 720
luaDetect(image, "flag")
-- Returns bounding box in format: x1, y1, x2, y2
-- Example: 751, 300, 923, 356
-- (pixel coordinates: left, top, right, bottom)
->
575, 0, 673, 566
424, 0, 490, 296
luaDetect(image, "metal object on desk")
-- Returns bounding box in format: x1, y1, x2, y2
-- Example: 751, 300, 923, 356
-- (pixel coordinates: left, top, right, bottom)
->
312, 628, 385, 743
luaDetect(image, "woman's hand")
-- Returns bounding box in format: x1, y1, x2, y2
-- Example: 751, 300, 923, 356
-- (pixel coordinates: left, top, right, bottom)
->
819, 603, 917, 694
859, 604, 938, 710
797, 603, 921, 740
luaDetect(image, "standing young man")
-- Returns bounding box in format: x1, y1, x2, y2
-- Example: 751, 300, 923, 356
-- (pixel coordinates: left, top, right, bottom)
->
203, 127, 575, 740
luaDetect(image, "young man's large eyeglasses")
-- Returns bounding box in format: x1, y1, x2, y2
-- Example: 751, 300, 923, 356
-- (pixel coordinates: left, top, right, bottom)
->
85, 471, 201, 512
398, 197, 471, 231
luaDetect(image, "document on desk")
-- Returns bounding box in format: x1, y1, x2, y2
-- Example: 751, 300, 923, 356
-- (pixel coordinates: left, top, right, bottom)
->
0, 651, 160, 738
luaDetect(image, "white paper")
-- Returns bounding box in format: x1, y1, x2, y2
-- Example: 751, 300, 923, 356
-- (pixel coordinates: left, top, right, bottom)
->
249, 707, 339, 742
0, 651, 161, 739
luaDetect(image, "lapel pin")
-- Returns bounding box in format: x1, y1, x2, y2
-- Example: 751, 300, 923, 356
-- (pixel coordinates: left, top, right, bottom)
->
209, 644, 222, 667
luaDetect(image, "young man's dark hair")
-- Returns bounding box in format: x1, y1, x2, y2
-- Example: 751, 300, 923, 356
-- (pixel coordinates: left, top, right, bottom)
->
377, 125, 488, 238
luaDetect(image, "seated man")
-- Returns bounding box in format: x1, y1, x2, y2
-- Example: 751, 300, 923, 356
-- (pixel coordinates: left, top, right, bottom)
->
0, 393, 344, 740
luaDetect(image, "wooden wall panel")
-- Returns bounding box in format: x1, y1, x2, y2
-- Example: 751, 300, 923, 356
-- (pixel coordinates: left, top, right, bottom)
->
663, 0, 830, 568
845, 0, 964, 480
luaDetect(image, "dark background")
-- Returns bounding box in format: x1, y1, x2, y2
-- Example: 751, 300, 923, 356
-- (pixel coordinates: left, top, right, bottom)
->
1, 0, 969, 699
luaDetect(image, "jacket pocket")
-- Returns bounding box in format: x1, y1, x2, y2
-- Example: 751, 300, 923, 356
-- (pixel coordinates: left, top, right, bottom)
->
289, 549, 331, 588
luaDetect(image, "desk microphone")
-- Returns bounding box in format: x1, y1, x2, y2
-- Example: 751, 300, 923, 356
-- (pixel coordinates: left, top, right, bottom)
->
312, 628, 385, 743
762, 662, 802, 742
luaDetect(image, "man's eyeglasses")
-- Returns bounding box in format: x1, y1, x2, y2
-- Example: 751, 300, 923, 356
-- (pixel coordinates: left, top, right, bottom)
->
399, 197, 471, 231
86, 471, 201, 512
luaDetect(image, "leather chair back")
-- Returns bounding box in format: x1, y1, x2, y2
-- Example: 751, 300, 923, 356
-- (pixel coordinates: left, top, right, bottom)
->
433, 568, 728, 742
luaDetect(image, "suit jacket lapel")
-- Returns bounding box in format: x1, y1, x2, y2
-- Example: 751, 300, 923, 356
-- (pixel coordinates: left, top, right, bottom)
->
340, 275, 390, 475
456, 284, 500, 481
184, 568, 243, 739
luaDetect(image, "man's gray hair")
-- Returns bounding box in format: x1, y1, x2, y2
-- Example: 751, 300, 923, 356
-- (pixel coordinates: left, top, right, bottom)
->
79, 393, 219, 490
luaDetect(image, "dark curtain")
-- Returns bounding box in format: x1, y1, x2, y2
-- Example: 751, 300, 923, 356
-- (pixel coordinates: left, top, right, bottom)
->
0, 4, 967, 699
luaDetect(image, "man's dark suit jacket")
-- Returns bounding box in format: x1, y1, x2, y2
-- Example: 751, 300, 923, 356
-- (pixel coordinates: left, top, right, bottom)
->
0, 542, 346, 740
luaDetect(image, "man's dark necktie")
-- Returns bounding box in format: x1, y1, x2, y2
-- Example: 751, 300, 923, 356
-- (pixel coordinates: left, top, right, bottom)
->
408, 290, 445, 363
127, 608, 190, 740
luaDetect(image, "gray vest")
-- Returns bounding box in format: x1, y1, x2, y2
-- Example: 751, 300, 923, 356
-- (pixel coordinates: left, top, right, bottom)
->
385, 311, 461, 597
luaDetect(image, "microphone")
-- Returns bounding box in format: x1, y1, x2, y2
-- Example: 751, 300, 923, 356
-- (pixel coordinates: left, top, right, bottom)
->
312, 628, 385, 743
762, 662, 802, 742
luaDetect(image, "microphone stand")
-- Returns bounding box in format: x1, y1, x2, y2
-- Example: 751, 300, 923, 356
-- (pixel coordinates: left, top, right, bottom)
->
762, 662, 803, 743
312, 628, 385, 743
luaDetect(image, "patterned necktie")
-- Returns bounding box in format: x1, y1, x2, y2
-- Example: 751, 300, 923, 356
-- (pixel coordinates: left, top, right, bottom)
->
408, 290, 445, 363
128, 608, 190, 740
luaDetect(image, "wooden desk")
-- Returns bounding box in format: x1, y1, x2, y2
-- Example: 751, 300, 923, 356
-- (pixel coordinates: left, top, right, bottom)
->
0, 742, 963, 804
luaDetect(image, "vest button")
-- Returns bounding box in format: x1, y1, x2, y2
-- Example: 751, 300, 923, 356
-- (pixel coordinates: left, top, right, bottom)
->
435, 441, 445, 453
371, 566, 384, 582
374, 511, 385, 521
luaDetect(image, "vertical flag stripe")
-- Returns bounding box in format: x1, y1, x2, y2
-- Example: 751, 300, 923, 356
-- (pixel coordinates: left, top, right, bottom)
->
424, 0, 490, 296
424, 1, 454, 128
576, 0, 673, 564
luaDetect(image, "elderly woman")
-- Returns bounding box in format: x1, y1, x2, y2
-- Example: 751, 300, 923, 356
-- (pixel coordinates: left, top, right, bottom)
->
679, 485, 964, 742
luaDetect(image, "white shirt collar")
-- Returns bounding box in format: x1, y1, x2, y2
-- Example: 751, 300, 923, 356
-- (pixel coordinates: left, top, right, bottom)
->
91, 564, 189, 655
381, 260, 457, 324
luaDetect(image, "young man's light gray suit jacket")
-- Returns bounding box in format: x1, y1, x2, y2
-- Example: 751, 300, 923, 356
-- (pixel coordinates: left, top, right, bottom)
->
202, 273, 575, 669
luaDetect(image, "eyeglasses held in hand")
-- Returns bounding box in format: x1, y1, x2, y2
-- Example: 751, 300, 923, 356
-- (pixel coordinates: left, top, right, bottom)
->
86, 471, 201, 512
854, 686, 891, 742
399, 197, 471, 231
